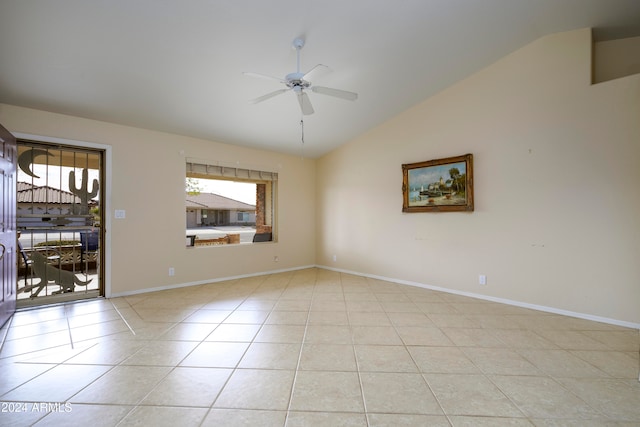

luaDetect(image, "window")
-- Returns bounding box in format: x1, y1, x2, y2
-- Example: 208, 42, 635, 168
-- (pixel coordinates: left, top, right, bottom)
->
185, 160, 277, 246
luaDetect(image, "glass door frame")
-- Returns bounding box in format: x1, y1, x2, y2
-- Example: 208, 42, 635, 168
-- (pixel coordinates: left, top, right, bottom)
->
13, 133, 112, 304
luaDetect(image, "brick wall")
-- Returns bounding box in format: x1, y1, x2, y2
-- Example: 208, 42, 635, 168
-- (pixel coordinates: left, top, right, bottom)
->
255, 184, 272, 234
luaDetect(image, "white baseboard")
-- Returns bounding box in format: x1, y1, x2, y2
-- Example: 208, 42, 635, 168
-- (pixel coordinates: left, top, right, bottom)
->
317, 265, 640, 331
109, 265, 316, 298
109, 263, 639, 330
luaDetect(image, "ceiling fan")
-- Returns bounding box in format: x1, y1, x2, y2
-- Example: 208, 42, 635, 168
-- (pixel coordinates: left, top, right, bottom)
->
244, 37, 358, 115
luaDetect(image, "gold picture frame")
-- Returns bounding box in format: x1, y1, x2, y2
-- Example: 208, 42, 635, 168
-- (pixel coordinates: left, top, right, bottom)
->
402, 153, 473, 212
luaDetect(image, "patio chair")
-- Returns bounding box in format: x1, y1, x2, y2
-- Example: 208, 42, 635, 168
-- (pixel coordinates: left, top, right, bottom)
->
80, 230, 99, 272
252, 232, 272, 243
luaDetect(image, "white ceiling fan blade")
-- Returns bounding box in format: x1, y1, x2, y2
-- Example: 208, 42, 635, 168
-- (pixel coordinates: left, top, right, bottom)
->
250, 88, 288, 104
243, 71, 286, 84
297, 91, 315, 115
303, 64, 330, 81
311, 86, 358, 101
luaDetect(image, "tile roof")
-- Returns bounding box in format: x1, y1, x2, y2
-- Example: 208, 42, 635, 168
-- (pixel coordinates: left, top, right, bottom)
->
17, 182, 84, 204
185, 192, 255, 210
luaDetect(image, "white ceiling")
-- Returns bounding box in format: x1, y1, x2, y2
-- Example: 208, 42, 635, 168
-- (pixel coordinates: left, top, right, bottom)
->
1, 1, 639, 158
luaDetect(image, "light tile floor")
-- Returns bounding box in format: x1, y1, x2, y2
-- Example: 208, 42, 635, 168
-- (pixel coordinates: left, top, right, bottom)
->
1, 268, 639, 426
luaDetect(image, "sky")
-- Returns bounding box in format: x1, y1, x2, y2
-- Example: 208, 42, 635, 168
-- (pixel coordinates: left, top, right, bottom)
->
19, 165, 257, 205
194, 178, 256, 205
18, 164, 256, 205
18, 165, 100, 195
408, 161, 466, 189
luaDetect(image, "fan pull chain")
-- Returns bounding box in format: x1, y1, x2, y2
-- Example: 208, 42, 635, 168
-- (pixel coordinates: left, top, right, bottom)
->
299, 117, 306, 158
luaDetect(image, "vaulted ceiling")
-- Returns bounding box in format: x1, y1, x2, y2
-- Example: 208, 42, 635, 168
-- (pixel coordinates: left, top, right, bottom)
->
1, 0, 639, 158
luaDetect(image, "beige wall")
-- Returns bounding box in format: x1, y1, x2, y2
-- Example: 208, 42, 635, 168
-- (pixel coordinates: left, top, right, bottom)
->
1, 28, 638, 326
317, 28, 640, 326
0, 104, 317, 296
594, 35, 640, 83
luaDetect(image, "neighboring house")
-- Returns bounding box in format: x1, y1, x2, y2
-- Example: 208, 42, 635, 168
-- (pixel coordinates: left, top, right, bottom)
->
186, 192, 256, 228
17, 182, 98, 228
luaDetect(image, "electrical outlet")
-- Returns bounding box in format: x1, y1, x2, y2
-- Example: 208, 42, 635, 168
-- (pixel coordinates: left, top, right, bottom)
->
332, 255, 337, 262
169, 267, 175, 276
479, 274, 487, 285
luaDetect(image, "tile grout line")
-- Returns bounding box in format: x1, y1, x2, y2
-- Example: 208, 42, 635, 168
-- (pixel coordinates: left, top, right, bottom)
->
282, 273, 314, 424
109, 299, 137, 336
197, 274, 276, 426
389, 285, 461, 422
112, 309, 229, 427
6, 268, 639, 425
415, 288, 617, 422
345, 275, 372, 426
64, 306, 75, 350
0, 315, 14, 356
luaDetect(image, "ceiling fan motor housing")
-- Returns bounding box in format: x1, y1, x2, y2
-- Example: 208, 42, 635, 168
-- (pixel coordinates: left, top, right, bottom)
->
285, 72, 311, 90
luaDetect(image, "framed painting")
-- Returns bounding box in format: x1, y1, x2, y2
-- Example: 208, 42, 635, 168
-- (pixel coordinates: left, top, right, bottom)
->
402, 153, 473, 212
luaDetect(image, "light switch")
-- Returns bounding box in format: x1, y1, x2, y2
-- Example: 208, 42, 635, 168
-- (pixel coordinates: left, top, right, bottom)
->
114, 210, 126, 219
